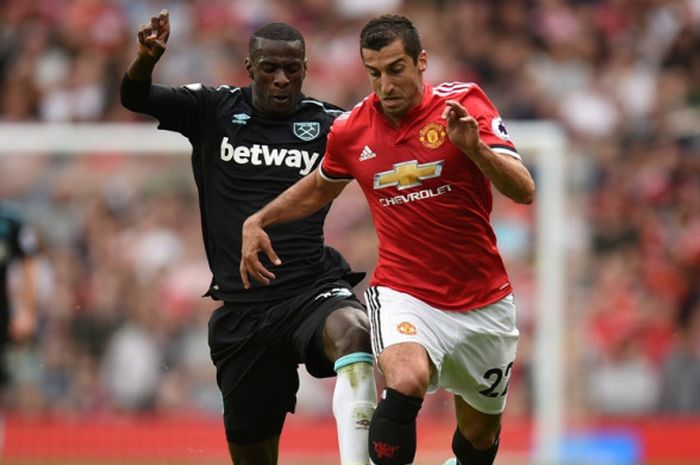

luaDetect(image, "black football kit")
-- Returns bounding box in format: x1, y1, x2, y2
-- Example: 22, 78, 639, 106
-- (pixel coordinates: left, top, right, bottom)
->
121, 76, 365, 443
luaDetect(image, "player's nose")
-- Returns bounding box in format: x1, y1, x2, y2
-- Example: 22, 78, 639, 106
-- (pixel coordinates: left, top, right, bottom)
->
273, 69, 290, 87
379, 75, 396, 96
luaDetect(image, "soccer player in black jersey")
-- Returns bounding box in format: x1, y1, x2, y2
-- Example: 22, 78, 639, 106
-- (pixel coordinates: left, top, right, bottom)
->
120, 10, 376, 465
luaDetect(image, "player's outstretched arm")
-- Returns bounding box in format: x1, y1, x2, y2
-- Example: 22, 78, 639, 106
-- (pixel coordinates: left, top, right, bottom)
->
442, 100, 535, 204
240, 171, 349, 288
126, 9, 170, 81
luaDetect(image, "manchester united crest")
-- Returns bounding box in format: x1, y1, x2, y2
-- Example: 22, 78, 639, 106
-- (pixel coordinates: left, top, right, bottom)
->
419, 122, 446, 149
396, 321, 417, 336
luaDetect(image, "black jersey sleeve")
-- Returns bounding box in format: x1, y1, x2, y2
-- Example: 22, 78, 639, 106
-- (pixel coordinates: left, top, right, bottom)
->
120, 74, 213, 140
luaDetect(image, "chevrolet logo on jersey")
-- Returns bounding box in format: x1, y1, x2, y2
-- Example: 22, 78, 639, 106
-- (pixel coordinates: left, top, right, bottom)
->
373, 160, 444, 190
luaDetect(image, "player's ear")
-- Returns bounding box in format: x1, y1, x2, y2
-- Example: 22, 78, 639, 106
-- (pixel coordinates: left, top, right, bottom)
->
245, 57, 254, 79
417, 50, 427, 73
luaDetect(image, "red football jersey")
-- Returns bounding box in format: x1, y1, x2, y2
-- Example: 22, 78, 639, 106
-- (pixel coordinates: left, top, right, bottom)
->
320, 82, 520, 311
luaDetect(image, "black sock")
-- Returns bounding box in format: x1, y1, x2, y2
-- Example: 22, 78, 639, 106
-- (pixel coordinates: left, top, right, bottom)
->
368, 388, 423, 465
452, 427, 500, 465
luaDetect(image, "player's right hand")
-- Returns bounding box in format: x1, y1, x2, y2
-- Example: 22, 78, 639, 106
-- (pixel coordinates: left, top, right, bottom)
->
137, 9, 170, 60
240, 216, 282, 289
442, 99, 480, 156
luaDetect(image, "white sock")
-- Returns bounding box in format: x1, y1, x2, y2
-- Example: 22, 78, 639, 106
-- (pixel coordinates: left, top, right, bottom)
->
333, 353, 377, 465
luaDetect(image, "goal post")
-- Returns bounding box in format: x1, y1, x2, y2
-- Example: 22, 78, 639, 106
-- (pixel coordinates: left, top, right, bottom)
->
0, 121, 568, 464
510, 122, 567, 465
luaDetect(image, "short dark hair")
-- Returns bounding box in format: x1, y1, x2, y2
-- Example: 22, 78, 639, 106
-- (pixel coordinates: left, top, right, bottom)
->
249, 23, 305, 57
360, 15, 422, 63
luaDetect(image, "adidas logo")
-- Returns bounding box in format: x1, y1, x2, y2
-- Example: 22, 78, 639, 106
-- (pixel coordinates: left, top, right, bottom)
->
359, 145, 376, 161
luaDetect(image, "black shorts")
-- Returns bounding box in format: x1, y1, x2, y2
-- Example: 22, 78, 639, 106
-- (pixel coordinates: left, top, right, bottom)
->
208, 279, 365, 444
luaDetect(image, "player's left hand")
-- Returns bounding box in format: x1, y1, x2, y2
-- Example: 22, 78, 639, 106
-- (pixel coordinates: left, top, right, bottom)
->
441, 100, 480, 156
240, 216, 282, 289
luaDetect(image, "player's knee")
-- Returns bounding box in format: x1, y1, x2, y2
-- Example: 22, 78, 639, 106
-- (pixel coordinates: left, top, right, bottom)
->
324, 308, 371, 357
379, 344, 432, 397
461, 425, 499, 451
333, 322, 371, 357
386, 369, 430, 398
457, 415, 501, 450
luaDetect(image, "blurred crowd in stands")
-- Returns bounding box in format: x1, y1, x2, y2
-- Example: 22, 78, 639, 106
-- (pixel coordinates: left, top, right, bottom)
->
1, 0, 700, 421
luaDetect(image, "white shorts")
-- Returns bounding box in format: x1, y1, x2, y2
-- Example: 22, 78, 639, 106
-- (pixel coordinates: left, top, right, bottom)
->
365, 286, 519, 415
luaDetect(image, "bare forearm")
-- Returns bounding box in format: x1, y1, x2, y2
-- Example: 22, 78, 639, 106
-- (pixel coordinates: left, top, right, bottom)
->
240, 171, 347, 287
466, 141, 535, 204
254, 172, 343, 227
126, 54, 159, 81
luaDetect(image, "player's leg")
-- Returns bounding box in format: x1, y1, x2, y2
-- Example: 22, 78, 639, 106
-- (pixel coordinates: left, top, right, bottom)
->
220, 345, 298, 465
369, 342, 431, 465
365, 286, 437, 465
209, 303, 300, 465
322, 305, 376, 465
440, 294, 519, 465
228, 435, 280, 465
451, 396, 502, 465
298, 282, 376, 465
220, 344, 298, 465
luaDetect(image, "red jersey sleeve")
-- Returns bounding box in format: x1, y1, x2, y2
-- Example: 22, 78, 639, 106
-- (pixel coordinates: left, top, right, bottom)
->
461, 84, 520, 160
319, 114, 354, 181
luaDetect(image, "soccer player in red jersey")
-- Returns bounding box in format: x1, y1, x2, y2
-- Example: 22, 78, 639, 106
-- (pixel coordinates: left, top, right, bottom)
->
241, 14, 535, 465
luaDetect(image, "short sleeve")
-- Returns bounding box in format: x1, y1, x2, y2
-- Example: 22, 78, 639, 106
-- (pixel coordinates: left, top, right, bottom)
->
463, 84, 520, 160
319, 119, 354, 182
146, 83, 217, 141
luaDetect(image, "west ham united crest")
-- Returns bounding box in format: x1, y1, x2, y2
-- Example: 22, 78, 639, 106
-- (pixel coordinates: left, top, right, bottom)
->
293, 122, 320, 141
419, 121, 446, 149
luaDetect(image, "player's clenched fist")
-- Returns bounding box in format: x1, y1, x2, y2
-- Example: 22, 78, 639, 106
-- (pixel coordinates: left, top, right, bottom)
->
137, 9, 170, 60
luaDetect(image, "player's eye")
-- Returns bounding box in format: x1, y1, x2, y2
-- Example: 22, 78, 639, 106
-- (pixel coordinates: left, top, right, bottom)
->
261, 64, 277, 73
285, 64, 301, 74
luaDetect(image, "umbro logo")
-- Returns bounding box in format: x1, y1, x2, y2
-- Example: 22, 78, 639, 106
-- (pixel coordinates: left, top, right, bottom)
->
232, 113, 250, 125
314, 288, 353, 301
359, 145, 376, 161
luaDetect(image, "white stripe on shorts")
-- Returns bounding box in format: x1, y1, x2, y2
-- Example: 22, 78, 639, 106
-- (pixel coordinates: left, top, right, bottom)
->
364, 286, 384, 357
